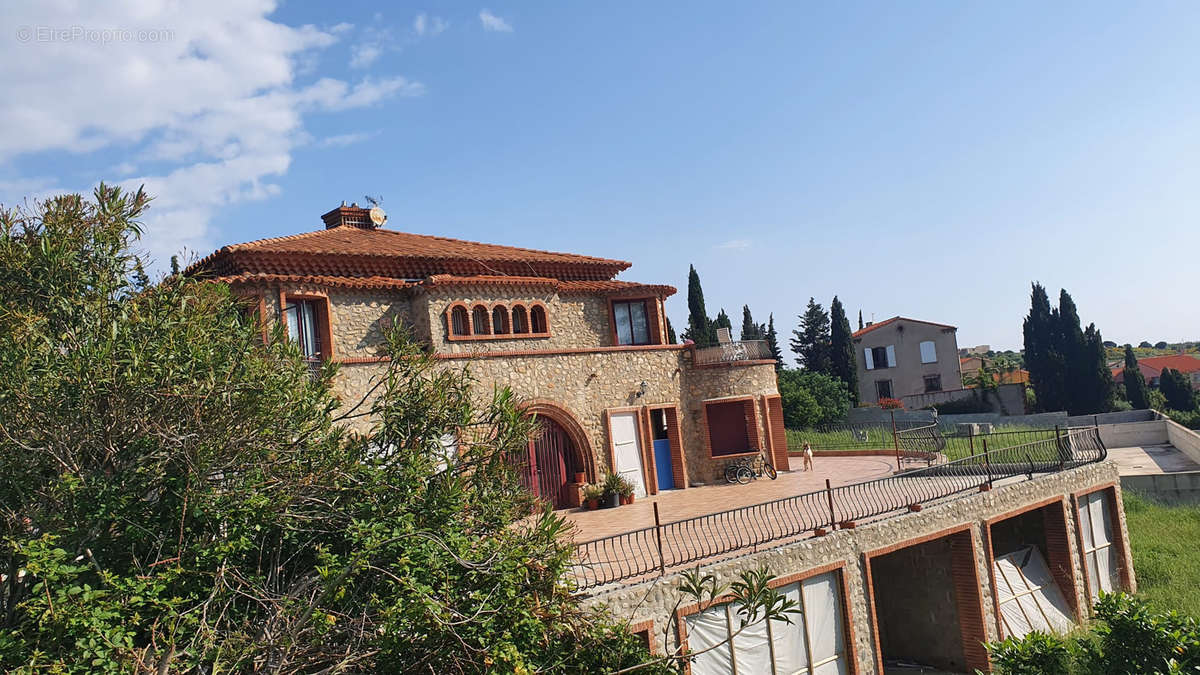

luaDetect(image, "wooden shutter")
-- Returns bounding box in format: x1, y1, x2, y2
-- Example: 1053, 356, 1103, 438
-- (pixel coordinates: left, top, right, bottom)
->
864, 348, 875, 370
886, 345, 897, 368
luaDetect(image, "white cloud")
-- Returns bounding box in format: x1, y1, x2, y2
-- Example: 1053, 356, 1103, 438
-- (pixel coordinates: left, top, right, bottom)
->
715, 239, 752, 250
479, 9, 513, 32
316, 131, 377, 148
349, 43, 383, 68
0, 1, 421, 268
413, 13, 448, 37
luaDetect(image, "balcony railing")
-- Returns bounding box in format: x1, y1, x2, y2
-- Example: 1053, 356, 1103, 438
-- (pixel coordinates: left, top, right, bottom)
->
691, 339, 771, 366
568, 426, 1106, 592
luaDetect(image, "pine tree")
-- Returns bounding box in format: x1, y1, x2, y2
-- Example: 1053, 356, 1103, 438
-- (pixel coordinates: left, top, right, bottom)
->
740, 305, 762, 341
766, 314, 783, 371
791, 298, 832, 372
683, 265, 713, 347
858, 310, 864, 331
1123, 344, 1149, 410
828, 296, 858, 404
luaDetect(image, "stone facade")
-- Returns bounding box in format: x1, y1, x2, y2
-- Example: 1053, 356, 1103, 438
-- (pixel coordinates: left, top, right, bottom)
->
583, 460, 1135, 673
250, 277, 779, 488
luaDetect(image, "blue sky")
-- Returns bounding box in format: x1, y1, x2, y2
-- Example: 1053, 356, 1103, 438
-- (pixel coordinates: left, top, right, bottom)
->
2, 1, 1198, 351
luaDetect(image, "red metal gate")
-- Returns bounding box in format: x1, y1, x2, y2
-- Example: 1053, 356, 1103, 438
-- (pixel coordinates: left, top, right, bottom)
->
520, 419, 574, 508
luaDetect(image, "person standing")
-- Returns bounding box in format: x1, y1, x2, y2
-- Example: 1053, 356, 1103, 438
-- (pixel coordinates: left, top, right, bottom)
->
802, 442, 814, 471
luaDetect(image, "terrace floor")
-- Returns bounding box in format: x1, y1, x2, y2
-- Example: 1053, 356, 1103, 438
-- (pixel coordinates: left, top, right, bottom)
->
562, 456, 896, 542
1108, 444, 1200, 475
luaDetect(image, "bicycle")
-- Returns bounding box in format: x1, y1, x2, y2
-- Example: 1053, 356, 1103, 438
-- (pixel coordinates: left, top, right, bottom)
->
723, 451, 778, 484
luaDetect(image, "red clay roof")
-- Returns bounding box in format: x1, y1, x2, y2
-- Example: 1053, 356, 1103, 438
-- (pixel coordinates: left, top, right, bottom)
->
852, 316, 957, 339
1112, 354, 1200, 381
187, 225, 632, 282
212, 273, 419, 291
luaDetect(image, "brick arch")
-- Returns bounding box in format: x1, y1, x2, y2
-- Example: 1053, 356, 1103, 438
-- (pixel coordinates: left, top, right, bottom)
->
520, 399, 596, 483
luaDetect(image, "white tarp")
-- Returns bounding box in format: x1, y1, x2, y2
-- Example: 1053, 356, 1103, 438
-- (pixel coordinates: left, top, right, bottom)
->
994, 546, 1075, 638
1079, 491, 1120, 600
684, 571, 847, 675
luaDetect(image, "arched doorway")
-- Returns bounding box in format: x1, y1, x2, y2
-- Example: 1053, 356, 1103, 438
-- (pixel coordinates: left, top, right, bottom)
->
517, 400, 594, 509
520, 418, 580, 508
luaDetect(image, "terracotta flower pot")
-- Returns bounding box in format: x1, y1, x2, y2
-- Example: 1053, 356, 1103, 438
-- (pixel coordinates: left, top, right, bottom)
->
619, 494, 630, 506
585, 498, 599, 510
626, 494, 636, 504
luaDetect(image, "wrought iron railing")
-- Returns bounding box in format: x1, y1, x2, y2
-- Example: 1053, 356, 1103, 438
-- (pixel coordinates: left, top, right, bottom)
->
691, 340, 771, 366
569, 426, 1106, 591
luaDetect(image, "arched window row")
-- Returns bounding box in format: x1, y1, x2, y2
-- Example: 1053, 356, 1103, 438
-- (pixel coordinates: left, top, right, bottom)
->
446, 302, 550, 340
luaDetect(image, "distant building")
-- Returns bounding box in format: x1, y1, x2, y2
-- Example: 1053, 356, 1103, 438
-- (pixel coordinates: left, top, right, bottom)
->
1112, 353, 1200, 389
852, 316, 962, 403
960, 356, 1030, 386
959, 344, 991, 357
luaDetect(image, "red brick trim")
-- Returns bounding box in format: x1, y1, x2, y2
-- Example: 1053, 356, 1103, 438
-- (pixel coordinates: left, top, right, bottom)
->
1072, 483, 1134, 596
519, 399, 596, 484
280, 291, 336, 362
863, 524, 989, 674
646, 403, 688, 489
603, 406, 653, 493
433, 344, 688, 359
445, 300, 551, 341
628, 618, 657, 655
701, 395, 762, 460
690, 358, 780, 370
607, 296, 664, 347
674, 562, 857, 675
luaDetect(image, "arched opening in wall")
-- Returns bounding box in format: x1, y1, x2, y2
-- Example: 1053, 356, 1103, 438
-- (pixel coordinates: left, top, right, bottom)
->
471, 305, 491, 335
517, 401, 594, 508
449, 305, 469, 336
531, 304, 548, 334
492, 305, 510, 334
512, 305, 529, 334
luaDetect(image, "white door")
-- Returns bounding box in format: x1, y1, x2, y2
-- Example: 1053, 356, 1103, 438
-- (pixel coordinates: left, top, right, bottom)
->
610, 412, 647, 497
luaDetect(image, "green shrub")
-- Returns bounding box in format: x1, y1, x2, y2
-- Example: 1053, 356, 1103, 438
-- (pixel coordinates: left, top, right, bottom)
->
987, 631, 1072, 675
1166, 408, 1200, 430
777, 369, 851, 428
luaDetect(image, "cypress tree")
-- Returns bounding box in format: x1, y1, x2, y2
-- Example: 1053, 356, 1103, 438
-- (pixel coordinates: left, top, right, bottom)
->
858, 310, 864, 331
683, 265, 713, 347
1123, 344, 1149, 410
1057, 290, 1087, 414
666, 317, 677, 345
1081, 323, 1115, 414
714, 308, 732, 338
1024, 282, 1067, 413
829, 296, 858, 404
766, 314, 783, 370
791, 298, 832, 372
740, 305, 762, 341
1161, 368, 1197, 411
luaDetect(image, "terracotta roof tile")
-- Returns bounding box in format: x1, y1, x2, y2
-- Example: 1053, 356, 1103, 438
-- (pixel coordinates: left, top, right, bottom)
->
557, 280, 677, 296
852, 316, 957, 339
211, 273, 418, 291
187, 225, 631, 281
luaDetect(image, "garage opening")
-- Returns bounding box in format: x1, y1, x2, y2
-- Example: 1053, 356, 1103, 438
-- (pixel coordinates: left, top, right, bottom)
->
987, 502, 1078, 638
868, 529, 987, 674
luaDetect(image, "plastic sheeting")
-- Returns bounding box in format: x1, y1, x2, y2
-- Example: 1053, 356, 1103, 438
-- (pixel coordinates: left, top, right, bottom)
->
1079, 491, 1120, 600
684, 571, 847, 675
994, 546, 1075, 638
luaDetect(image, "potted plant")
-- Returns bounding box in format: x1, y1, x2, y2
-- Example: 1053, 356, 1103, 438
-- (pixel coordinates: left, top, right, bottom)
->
582, 483, 603, 510
617, 475, 636, 505
601, 473, 622, 509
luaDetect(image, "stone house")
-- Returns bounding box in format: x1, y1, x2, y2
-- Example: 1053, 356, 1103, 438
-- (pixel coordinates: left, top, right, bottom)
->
853, 316, 963, 404
188, 203, 785, 506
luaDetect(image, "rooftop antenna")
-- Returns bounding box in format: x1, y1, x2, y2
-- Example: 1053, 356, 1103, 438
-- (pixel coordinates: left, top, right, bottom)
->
363, 194, 387, 227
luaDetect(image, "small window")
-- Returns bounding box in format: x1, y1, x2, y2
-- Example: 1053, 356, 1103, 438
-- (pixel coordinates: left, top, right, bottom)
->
613, 300, 651, 345
924, 375, 942, 392
871, 346, 890, 369
284, 298, 322, 359
450, 305, 469, 336
512, 305, 529, 334
875, 379, 893, 400
471, 305, 491, 335
492, 305, 510, 334
706, 400, 752, 457
920, 340, 938, 364
530, 305, 548, 334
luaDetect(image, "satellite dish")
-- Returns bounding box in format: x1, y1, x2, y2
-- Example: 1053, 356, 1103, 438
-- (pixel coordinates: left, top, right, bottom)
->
369, 206, 387, 227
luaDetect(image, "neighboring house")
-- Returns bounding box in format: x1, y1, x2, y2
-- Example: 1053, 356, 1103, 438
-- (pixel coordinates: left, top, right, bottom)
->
960, 356, 1030, 386
852, 316, 962, 404
1112, 353, 1200, 389
187, 203, 784, 507
958, 344, 990, 357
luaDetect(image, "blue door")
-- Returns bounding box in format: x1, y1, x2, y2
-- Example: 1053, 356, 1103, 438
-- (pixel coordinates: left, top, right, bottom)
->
653, 438, 674, 490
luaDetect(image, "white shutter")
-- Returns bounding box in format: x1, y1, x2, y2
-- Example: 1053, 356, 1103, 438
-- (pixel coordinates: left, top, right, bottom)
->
864, 348, 874, 370
886, 345, 897, 368
920, 341, 937, 364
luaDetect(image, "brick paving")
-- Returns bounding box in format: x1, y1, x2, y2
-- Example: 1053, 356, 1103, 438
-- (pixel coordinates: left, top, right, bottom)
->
563, 456, 897, 541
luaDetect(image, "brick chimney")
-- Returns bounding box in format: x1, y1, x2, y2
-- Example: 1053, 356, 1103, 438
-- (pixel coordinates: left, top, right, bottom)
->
321, 202, 377, 230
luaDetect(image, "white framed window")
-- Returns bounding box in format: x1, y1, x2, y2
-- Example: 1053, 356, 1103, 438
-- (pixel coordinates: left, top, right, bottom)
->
1078, 491, 1120, 600
685, 571, 849, 675
284, 299, 322, 359
920, 340, 938, 364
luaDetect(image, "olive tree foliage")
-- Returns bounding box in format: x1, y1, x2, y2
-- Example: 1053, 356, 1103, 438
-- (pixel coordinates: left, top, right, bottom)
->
0, 186, 665, 674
